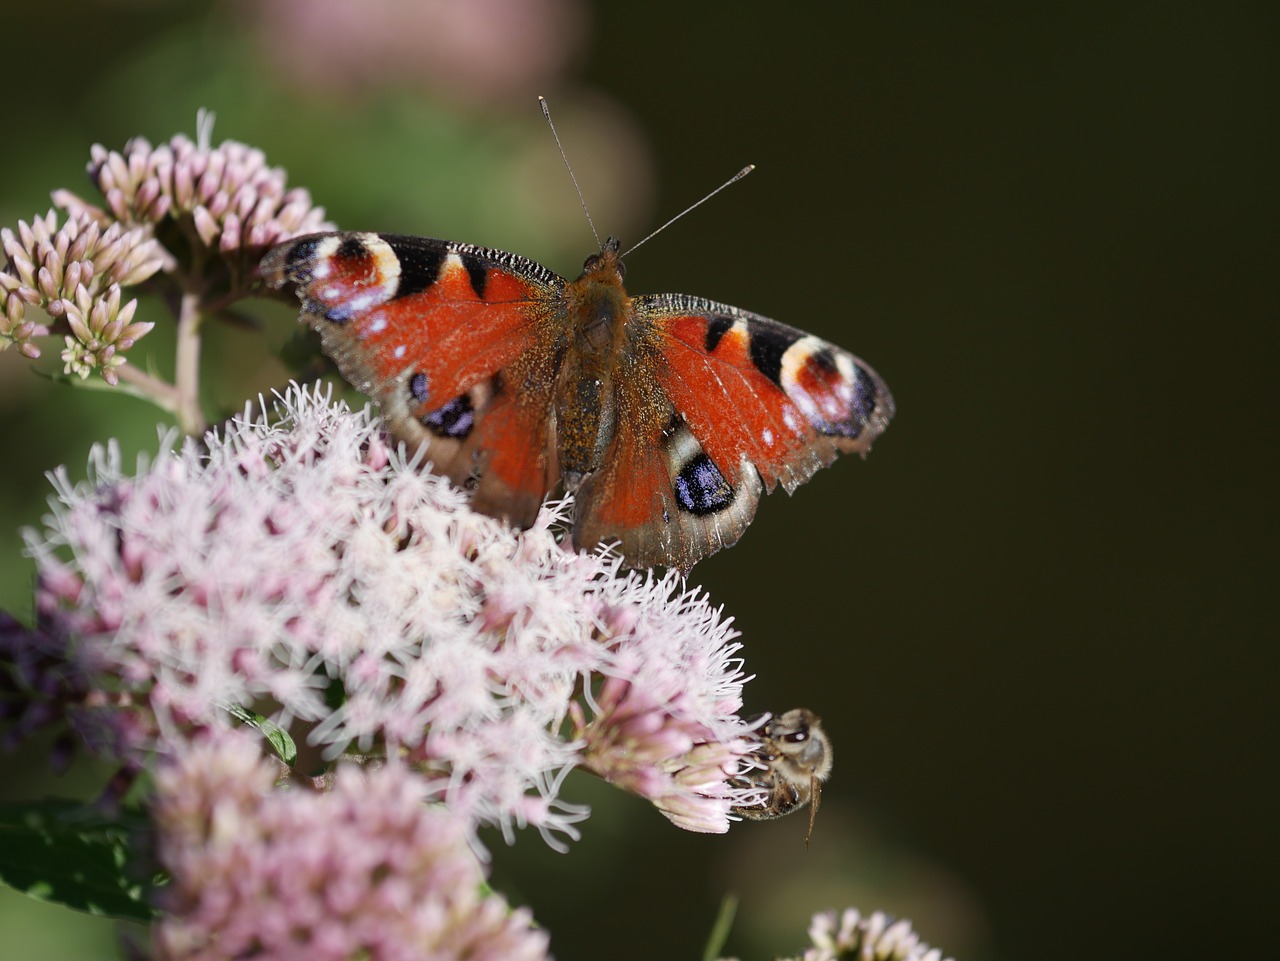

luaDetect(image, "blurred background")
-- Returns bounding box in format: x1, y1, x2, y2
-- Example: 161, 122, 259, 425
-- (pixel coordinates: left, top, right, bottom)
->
0, 2, 1274, 959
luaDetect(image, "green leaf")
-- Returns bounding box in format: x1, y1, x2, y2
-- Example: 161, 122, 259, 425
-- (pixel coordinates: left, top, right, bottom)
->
223, 703, 298, 765
0, 799, 157, 923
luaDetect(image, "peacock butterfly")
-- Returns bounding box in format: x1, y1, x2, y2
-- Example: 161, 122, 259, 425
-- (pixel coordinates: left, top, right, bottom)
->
261, 230, 893, 571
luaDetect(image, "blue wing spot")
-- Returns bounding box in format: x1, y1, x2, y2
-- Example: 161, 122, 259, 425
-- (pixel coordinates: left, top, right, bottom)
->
673, 454, 734, 515
322, 303, 354, 324
408, 372, 429, 404
422, 394, 475, 439
283, 237, 321, 279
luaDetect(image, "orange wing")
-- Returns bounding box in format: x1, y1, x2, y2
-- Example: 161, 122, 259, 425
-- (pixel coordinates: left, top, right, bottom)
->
261, 232, 568, 527
573, 294, 894, 570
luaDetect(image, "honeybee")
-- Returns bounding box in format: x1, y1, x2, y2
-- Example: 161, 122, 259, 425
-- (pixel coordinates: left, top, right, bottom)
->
731, 708, 832, 844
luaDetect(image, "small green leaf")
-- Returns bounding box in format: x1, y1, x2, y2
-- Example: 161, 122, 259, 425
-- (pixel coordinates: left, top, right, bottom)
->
0, 799, 157, 923
223, 703, 298, 765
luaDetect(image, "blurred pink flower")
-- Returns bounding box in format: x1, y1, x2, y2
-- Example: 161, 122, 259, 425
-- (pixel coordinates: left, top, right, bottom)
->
800, 908, 953, 961
7, 382, 759, 844
249, 0, 587, 102
152, 729, 548, 961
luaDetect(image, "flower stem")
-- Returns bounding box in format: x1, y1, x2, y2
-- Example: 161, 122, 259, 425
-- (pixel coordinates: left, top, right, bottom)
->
174, 289, 205, 435
115, 364, 182, 414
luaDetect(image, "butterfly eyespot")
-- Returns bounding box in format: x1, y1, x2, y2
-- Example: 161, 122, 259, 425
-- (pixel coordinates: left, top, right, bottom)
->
673, 453, 734, 516
281, 237, 322, 278
422, 394, 475, 439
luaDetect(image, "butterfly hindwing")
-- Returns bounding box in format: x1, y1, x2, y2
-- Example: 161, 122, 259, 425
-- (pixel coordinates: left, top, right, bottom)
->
261, 231, 566, 525
573, 400, 764, 570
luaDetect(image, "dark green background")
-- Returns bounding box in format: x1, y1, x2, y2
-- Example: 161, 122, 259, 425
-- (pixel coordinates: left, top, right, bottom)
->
1, 3, 1273, 959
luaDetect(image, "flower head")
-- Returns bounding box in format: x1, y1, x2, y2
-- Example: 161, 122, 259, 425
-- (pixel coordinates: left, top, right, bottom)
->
8, 383, 760, 845
571, 676, 753, 833
0, 209, 163, 361
152, 728, 549, 961
59, 283, 156, 385
82, 111, 330, 263
799, 908, 953, 961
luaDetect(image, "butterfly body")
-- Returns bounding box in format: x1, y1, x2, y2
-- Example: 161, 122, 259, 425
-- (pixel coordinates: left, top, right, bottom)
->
261, 232, 893, 570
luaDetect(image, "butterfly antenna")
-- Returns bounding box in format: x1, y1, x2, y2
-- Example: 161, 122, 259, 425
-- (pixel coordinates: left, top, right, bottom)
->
539, 96, 602, 250
620, 164, 755, 260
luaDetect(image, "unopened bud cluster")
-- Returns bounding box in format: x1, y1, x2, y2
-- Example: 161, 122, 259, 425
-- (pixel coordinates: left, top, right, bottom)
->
1, 114, 328, 384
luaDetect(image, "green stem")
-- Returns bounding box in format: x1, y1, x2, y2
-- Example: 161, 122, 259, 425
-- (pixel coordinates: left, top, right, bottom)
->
114, 364, 182, 413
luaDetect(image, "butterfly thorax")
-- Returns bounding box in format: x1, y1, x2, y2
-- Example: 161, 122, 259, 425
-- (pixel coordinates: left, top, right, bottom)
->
554, 240, 636, 488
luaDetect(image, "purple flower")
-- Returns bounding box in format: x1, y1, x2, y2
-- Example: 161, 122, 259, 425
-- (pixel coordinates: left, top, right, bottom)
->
7, 383, 760, 845
151, 729, 549, 961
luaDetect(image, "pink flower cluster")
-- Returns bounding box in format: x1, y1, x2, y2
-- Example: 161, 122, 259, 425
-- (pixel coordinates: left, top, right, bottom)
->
13, 382, 759, 842
2, 113, 329, 386
152, 729, 548, 961
75, 110, 331, 259
1, 208, 162, 374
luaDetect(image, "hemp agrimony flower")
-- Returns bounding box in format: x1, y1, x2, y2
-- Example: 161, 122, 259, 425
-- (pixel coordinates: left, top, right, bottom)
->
80, 111, 329, 265
3, 113, 330, 432
0, 209, 163, 367
152, 729, 549, 961
6, 383, 761, 844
